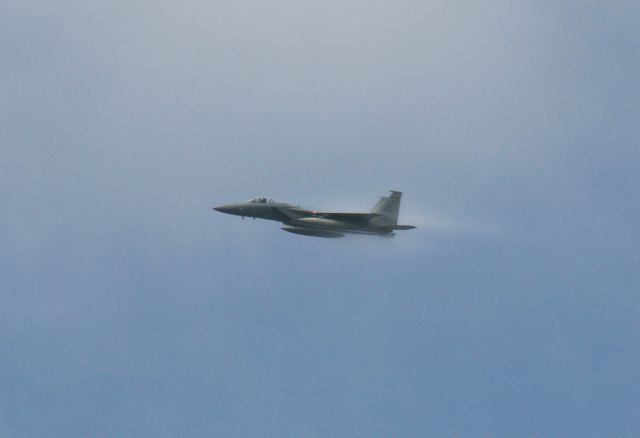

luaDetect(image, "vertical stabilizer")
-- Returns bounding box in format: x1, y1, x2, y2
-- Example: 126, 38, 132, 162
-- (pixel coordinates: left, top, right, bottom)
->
370, 191, 402, 225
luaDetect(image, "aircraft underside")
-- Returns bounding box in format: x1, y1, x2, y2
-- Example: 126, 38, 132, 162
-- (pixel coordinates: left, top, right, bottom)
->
281, 223, 394, 238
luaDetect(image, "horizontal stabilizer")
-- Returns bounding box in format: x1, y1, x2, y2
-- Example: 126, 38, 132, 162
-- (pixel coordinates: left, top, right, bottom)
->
391, 225, 416, 230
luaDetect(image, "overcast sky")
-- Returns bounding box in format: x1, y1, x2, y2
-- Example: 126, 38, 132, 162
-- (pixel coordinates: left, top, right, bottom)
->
2, 1, 639, 436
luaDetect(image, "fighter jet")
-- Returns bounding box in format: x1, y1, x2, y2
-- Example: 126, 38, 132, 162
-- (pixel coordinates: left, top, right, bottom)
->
213, 190, 416, 238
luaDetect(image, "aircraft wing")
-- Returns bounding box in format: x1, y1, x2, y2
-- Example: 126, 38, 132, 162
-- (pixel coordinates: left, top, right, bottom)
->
318, 212, 383, 222
270, 207, 300, 222
287, 207, 315, 216
281, 208, 383, 224
310, 212, 384, 225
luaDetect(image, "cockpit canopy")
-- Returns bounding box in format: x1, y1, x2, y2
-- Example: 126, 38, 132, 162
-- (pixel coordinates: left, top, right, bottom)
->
247, 197, 273, 204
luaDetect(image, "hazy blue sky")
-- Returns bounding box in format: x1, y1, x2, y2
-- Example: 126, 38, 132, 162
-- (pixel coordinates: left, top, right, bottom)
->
2, 1, 639, 436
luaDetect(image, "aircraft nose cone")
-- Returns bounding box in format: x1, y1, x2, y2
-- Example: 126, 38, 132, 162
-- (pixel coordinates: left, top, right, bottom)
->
213, 205, 231, 213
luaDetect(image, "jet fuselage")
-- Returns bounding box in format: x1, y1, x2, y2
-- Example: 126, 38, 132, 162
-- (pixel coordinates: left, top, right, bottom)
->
213, 192, 415, 238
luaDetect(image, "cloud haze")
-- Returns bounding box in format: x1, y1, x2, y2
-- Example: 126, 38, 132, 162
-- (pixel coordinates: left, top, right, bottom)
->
2, 1, 639, 436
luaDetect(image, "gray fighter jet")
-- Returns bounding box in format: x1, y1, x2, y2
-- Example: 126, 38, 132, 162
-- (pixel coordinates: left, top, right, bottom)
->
213, 190, 416, 238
